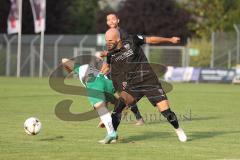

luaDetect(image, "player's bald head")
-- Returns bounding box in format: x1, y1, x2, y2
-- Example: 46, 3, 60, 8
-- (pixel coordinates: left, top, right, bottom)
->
105, 28, 120, 41
105, 28, 121, 51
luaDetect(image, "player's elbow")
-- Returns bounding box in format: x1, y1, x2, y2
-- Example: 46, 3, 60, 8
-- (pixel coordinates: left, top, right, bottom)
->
145, 37, 152, 44
61, 58, 69, 64
145, 37, 159, 44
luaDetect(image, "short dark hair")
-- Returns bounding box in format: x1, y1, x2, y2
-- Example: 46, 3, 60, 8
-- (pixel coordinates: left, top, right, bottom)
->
106, 12, 119, 19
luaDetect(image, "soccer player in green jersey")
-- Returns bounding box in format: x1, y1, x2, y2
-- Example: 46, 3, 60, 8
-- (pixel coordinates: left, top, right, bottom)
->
61, 58, 118, 144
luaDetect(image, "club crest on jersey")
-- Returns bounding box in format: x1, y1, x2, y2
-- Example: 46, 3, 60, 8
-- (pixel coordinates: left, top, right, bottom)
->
124, 43, 130, 50
122, 81, 127, 90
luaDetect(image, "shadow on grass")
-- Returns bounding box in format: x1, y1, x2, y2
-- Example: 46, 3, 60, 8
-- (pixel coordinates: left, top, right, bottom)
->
118, 129, 240, 143
145, 116, 220, 125
39, 136, 64, 141
119, 131, 172, 143
188, 130, 240, 142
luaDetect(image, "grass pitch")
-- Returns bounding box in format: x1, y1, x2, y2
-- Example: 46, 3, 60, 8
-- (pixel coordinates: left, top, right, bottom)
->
0, 77, 240, 160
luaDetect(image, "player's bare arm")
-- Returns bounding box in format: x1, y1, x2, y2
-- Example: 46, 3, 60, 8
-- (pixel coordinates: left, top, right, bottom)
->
62, 58, 74, 73
145, 36, 180, 44
95, 51, 108, 59
100, 63, 110, 75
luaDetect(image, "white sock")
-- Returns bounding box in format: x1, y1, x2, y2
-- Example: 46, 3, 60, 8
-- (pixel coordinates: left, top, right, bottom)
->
96, 105, 114, 134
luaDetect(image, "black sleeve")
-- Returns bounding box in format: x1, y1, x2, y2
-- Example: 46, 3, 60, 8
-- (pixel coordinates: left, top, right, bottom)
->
119, 28, 129, 41
106, 52, 111, 64
133, 35, 146, 46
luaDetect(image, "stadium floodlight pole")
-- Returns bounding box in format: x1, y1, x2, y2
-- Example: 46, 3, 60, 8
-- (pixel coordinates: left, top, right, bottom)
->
16, 0, 23, 77
234, 24, 240, 65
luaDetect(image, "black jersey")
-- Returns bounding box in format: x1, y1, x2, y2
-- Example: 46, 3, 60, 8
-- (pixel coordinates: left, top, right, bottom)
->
106, 28, 128, 80
107, 35, 159, 91
119, 28, 129, 43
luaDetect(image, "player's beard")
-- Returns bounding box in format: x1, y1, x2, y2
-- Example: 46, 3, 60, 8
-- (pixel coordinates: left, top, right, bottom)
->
107, 41, 119, 52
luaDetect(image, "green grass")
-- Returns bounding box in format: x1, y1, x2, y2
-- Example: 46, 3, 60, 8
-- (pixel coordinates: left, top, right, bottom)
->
0, 77, 240, 160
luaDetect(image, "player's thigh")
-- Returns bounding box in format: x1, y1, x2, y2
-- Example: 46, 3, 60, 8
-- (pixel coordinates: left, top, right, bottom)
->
104, 78, 115, 95
86, 78, 106, 106
119, 90, 140, 106
144, 85, 168, 107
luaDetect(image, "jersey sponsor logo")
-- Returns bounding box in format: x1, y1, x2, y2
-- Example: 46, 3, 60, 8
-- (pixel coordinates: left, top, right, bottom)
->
115, 49, 134, 61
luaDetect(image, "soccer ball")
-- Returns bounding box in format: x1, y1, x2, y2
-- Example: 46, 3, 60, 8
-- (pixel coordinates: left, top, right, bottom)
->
24, 117, 42, 135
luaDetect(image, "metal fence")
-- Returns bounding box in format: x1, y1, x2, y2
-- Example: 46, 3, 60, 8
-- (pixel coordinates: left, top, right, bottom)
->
0, 34, 188, 77
1, 24, 240, 77
0, 34, 99, 77
211, 24, 240, 68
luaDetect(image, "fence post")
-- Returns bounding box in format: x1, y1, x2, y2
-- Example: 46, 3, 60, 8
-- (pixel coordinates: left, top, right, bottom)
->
144, 44, 150, 60
3, 34, 17, 76
182, 47, 186, 67
30, 36, 40, 77
54, 35, 64, 69
228, 51, 231, 69
185, 38, 190, 67
210, 32, 215, 68
79, 35, 88, 55
234, 24, 240, 65
73, 47, 79, 57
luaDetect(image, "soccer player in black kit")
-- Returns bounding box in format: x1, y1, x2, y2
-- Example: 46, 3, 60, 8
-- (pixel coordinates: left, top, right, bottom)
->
102, 28, 187, 142
97, 13, 145, 126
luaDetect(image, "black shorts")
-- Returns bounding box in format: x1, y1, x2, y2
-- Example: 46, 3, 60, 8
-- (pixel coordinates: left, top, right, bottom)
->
124, 79, 168, 106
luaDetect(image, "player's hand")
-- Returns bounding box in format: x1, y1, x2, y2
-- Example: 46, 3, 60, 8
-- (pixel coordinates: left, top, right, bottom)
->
95, 51, 103, 60
61, 58, 74, 73
170, 37, 180, 43
101, 51, 108, 57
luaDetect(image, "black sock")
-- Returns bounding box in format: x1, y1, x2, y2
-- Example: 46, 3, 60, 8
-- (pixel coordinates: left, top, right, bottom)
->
130, 104, 142, 120
111, 112, 121, 131
111, 98, 126, 131
161, 108, 179, 129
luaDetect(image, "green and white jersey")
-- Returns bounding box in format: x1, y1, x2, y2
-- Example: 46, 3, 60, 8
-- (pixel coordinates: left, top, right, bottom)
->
73, 63, 115, 106
74, 64, 100, 87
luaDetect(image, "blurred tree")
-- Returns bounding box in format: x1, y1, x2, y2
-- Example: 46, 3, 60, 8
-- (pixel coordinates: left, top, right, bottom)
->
182, 0, 240, 38
96, 0, 190, 44
98, 0, 124, 11
0, 0, 99, 34
188, 38, 212, 67
65, 0, 99, 34
0, 0, 10, 33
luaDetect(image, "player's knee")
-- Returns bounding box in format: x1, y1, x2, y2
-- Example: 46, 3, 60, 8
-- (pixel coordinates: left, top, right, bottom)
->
120, 91, 136, 106
94, 102, 106, 109
123, 98, 135, 106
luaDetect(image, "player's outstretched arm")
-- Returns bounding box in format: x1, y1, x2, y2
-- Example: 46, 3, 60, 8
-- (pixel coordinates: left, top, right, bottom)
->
95, 51, 108, 59
145, 36, 180, 44
62, 58, 75, 73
